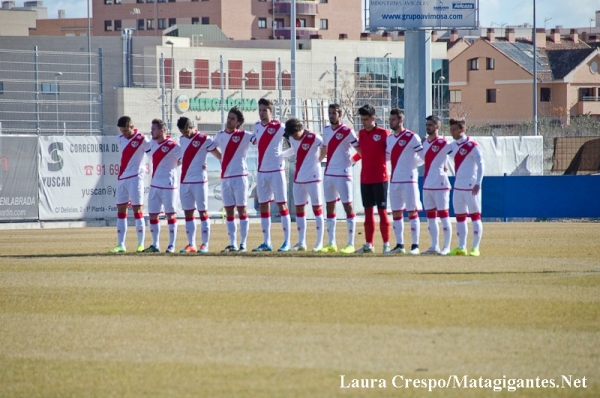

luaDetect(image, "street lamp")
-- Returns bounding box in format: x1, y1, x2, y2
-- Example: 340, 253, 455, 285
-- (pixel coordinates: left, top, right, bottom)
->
55, 72, 62, 133
166, 40, 174, 132
437, 75, 445, 120
241, 76, 249, 107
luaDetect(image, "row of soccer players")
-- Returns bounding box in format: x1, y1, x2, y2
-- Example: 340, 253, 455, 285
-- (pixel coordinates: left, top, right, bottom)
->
109, 99, 483, 256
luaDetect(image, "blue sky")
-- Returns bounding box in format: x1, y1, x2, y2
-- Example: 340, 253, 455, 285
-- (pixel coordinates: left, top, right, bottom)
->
45, 0, 599, 31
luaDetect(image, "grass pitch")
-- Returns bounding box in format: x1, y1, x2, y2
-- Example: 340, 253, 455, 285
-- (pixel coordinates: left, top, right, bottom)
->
0, 222, 599, 397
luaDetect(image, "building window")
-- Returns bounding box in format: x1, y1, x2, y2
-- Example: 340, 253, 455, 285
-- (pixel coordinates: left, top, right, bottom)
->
540, 87, 551, 102
297, 18, 306, 27
136, 0, 143, 3
146, 0, 153, 3
258, 0, 267, 2
169, 18, 177, 27
320, 0, 328, 2
258, 18, 267, 29
486, 89, 496, 103
115, 0, 122, 3
194, 59, 210, 89
262, 60, 276, 89
202, 17, 210, 24
191, 17, 199, 25
104, 20, 113, 31
41, 82, 59, 95
158, 18, 166, 29
104, 0, 112, 4
320, 19, 328, 30
192, 0, 199, 2
137, 19, 145, 30
179, 69, 192, 89
168, 0, 175, 2
158, 0, 166, 3
450, 90, 462, 103
114, 20, 122, 30
275, 18, 284, 28
0, 82, 4, 94
468, 58, 479, 70
486, 57, 495, 70
146, 19, 154, 30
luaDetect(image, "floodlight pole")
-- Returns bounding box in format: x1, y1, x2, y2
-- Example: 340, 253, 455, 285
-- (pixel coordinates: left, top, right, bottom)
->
533, 0, 538, 136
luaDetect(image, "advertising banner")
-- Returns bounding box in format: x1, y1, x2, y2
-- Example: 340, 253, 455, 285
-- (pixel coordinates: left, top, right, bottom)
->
0, 136, 39, 221
369, 0, 479, 30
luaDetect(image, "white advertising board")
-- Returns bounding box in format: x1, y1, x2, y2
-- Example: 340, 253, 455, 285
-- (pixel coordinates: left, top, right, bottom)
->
369, 0, 479, 30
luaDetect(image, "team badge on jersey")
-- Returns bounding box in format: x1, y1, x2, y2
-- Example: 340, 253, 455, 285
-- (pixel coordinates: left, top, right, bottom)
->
131, 141, 139, 148
307, 133, 313, 139
192, 140, 201, 147
373, 134, 381, 141
232, 136, 240, 143
460, 148, 467, 155
432, 145, 440, 152
398, 140, 406, 147
161, 146, 170, 153
467, 142, 473, 147
267, 128, 276, 134
302, 143, 310, 150
336, 132, 344, 140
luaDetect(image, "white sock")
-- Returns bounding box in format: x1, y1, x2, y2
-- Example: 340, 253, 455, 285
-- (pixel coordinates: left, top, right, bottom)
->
296, 213, 306, 246
200, 218, 210, 246
326, 216, 337, 245
393, 218, 404, 245
281, 212, 291, 244
346, 216, 356, 246
185, 219, 196, 246
261, 214, 271, 246
168, 219, 177, 248
456, 220, 468, 249
150, 221, 160, 248
428, 217, 439, 249
135, 216, 145, 246
441, 217, 452, 251
315, 213, 324, 247
117, 216, 127, 247
240, 217, 249, 246
226, 218, 237, 246
410, 217, 420, 246
472, 219, 483, 249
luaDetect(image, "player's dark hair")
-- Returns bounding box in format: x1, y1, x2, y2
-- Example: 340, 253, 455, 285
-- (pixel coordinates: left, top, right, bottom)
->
151, 118, 167, 130
177, 117, 193, 130
284, 118, 303, 135
449, 118, 466, 129
426, 115, 441, 125
358, 104, 376, 117
390, 108, 405, 119
329, 103, 342, 113
229, 106, 244, 126
258, 98, 273, 111
117, 116, 132, 128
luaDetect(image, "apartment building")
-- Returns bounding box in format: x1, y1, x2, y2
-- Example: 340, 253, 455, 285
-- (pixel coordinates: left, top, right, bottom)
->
94, 0, 362, 40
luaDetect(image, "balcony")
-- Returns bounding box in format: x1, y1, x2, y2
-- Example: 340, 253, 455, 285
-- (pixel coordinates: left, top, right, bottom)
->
274, 27, 319, 40
576, 97, 600, 116
273, 0, 318, 15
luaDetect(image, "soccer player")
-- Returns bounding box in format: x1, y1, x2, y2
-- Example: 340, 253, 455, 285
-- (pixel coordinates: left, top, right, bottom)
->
320, 103, 361, 254
448, 118, 484, 256
422, 115, 453, 255
177, 117, 222, 254
285, 118, 325, 252
143, 118, 182, 253
386, 108, 424, 255
353, 104, 391, 254
251, 98, 292, 252
207, 107, 253, 252
109, 116, 151, 253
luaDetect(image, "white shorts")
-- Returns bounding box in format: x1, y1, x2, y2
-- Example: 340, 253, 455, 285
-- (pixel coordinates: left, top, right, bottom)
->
323, 175, 353, 204
423, 189, 450, 211
256, 171, 287, 204
116, 177, 144, 206
452, 189, 482, 215
390, 182, 422, 212
180, 182, 208, 212
293, 182, 322, 207
148, 186, 178, 214
221, 176, 248, 208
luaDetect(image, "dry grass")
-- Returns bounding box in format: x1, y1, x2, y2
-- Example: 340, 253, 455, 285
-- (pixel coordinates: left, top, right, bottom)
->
0, 222, 599, 397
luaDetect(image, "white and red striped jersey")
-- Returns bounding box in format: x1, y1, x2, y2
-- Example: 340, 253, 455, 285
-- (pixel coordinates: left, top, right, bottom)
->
386, 129, 424, 183
208, 129, 253, 179
179, 131, 213, 184
450, 136, 484, 190
252, 120, 287, 173
150, 138, 182, 189
323, 123, 359, 177
422, 136, 452, 190
289, 131, 323, 184
117, 129, 151, 180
